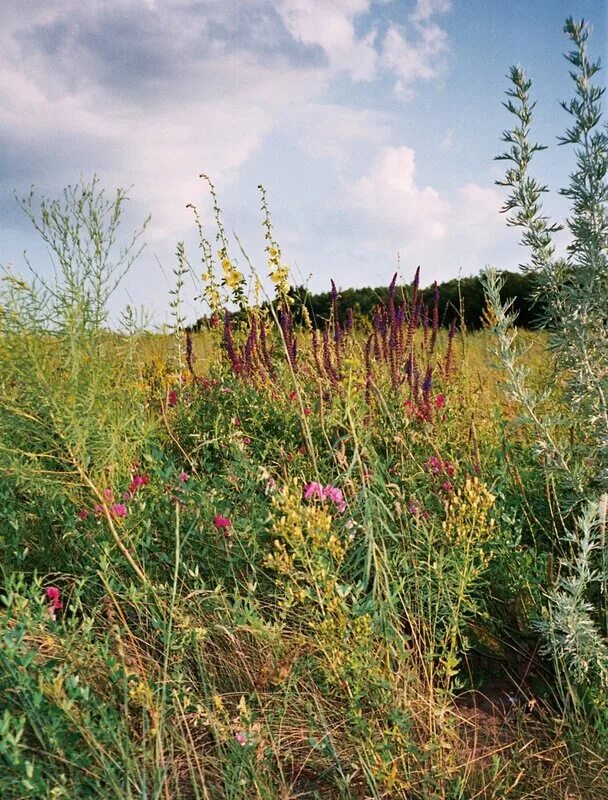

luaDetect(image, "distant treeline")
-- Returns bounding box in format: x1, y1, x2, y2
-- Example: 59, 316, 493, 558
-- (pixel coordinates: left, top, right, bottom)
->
192, 270, 545, 331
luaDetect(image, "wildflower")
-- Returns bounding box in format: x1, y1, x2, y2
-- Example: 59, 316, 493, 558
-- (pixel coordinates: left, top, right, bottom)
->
435, 393, 446, 409
45, 585, 63, 620
235, 731, 248, 746
178, 471, 189, 482
442, 481, 454, 492
425, 455, 443, 474
444, 462, 456, 477
225, 268, 244, 290
324, 485, 347, 513
77, 509, 88, 520
303, 482, 347, 513
93, 504, 104, 516
103, 488, 114, 502
288, 390, 298, 402
242, 436, 251, 445
167, 390, 177, 407
269, 266, 289, 285
45, 586, 62, 609
110, 503, 128, 518
129, 473, 150, 494
214, 515, 232, 532
303, 407, 312, 416
303, 482, 324, 501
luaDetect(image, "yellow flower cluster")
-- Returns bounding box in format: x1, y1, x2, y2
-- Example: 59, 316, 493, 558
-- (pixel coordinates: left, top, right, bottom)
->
442, 477, 496, 548
221, 256, 244, 292
128, 676, 154, 708
264, 480, 348, 605
267, 245, 290, 297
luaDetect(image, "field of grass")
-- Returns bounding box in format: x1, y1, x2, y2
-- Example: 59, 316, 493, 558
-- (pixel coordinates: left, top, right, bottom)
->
1, 252, 607, 799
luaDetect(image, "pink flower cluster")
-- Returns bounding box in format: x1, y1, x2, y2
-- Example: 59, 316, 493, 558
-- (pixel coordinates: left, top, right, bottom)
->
404, 393, 447, 423
45, 585, 63, 621
303, 482, 347, 513
424, 456, 455, 477
78, 472, 150, 521
127, 472, 150, 498
213, 515, 232, 537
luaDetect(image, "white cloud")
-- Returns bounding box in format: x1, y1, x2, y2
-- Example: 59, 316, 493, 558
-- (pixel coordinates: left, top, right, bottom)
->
410, 0, 452, 24
380, 21, 449, 98
0, 0, 463, 316
350, 145, 448, 239
346, 145, 511, 279
276, 0, 378, 81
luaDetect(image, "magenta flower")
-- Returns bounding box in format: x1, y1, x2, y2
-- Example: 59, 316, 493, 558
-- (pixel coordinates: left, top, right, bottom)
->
110, 503, 128, 518
303, 482, 347, 513
45, 585, 63, 620
242, 436, 251, 445
45, 586, 63, 609
303, 482, 324, 501
214, 515, 232, 530
235, 731, 248, 746
324, 485, 347, 513
103, 487, 114, 502
167, 390, 177, 407
77, 509, 89, 520
178, 471, 189, 482
435, 394, 446, 409
128, 473, 150, 494
425, 456, 443, 475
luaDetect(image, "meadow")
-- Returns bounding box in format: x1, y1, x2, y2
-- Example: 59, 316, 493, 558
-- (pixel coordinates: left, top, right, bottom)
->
1, 16, 607, 800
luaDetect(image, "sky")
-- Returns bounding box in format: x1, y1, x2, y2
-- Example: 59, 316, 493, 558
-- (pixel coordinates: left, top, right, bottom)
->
1, 0, 606, 325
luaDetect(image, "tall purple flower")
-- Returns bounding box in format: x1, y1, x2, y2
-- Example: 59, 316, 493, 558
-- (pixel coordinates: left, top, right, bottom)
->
223, 312, 242, 374
186, 329, 197, 378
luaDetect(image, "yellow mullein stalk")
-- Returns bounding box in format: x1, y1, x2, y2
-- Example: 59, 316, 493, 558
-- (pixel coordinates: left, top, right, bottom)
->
225, 268, 244, 291
270, 265, 289, 286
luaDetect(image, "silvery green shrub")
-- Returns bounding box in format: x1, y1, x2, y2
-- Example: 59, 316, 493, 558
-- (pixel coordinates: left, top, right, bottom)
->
482, 18, 608, 718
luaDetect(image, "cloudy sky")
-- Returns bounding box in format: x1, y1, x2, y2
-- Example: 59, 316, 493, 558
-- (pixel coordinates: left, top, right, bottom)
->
1, 0, 606, 324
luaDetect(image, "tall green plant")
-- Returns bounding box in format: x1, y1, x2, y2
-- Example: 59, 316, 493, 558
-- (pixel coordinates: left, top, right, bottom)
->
488, 17, 608, 504
0, 178, 153, 579
483, 18, 608, 720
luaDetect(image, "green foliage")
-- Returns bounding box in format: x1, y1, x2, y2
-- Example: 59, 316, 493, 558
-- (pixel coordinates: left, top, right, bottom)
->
483, 17, 608, 740
0, 178, 155, 578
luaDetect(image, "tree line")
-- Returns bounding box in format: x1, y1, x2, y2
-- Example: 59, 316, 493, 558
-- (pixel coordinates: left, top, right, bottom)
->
192, 270, 544, 331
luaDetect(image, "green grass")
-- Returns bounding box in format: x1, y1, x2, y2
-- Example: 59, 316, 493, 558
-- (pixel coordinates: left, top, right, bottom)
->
0, 305, 605, 799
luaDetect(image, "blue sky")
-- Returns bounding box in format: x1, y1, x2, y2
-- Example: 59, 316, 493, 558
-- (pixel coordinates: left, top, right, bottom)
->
1, 0, 606, 324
